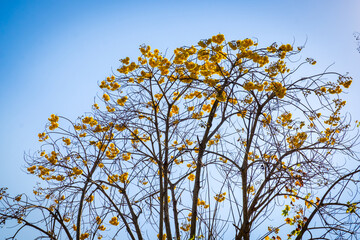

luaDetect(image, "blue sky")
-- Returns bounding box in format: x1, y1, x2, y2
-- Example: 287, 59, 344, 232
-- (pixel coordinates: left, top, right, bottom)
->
0, 0, 359, 237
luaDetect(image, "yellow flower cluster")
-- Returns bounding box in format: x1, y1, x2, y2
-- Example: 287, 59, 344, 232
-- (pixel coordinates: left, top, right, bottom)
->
203, 78, 219, 87
227, 38, 255, 51
187, 161, 197, 169
170, 105, 179, 116
54, 175, 65, 181
187, 173, 195, 181
247, 186, 255, 195
277, 112, 292, 126
122, 152, 131, 161
117, 96, 128, 106
72, 167, 83, 176
173, 46, 196, 64
154, 93, 163, 100
106, 143, 120, 159
338, 76, 352, 88
214, 192, 226, 202
211, 34, 225, 45
15, 195, 22, 201
232, 40, 266, 63
27, 165, 36, 174
346, 202, 357, 214
202, 104, 211, 113
219, 157, 227, 163
186, 212, 198, 221
82, 116, 98, 127
265, 60, 289, 78
184, 90, 203, 100
274, 44, 294, 59
197, 198, 209, 208
114, 124, 126, 131
36, 166, 54, 179
119, 172, 129, 183
109, 216, 119, 226
85, 195, 94, 203
228, 97, 238, 105
117, 60, 138, 74
103, 93, 110, 101
243, 81, 265, 91
99, 76, 121, 91
108, 82, 121, 91
287, 132, 307, 149
180, 223, 191, 231
324, 99, 346, 127
188, 106, 195, 111
327, 85, 342, 94
106, 106, 115, 112
306, 58, 317, 65
48, 114, 59, 130
261, 113, 272, 127
108, 172, 129, 184
62, 138, 71, 145
79, 233, 89, 240
174, 158, 183, 165
305, 199, 314, 209
98, 225, 106, 231
237, 109, 247, 118
265, 81, 287, 98
38, 132, 49, 142
45, 151, 58, 165
95, 141, 107, 152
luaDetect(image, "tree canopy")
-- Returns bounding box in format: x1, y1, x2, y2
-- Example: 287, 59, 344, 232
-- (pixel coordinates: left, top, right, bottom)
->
1, 34, 359, 240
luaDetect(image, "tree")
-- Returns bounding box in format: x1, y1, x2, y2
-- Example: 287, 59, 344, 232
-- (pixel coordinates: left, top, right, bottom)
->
1, 34, 359, 240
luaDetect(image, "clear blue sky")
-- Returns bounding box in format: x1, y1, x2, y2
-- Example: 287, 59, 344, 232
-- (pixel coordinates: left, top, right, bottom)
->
0, 0, 359, 238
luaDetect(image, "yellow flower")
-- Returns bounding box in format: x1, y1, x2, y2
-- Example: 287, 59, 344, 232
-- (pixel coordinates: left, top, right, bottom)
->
180, 223, 191, 231
187, 173, 195, 181
72, 167, 83, 176
85, 195, 94, 203
48, 114, 59, 123
211, 34, 225, 44
171, 105, 179, 115
202, 104, 211, 113
109, 216, 119, 226
80, 232, 89, 240
79, 133, 87, 137
38, 132, 49, 142
122, 152, 131, 161
49, 122, 59, 131
119, 172, 129, 183
214, 192, 226, 202
103, 93, 110, 101
98, 225, 106, 231
15, 195, 22, 202
62, 138, 71, 145
117, 96, 128, 106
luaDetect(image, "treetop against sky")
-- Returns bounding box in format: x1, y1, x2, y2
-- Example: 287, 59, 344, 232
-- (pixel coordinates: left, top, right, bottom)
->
1, 33, 360, 240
